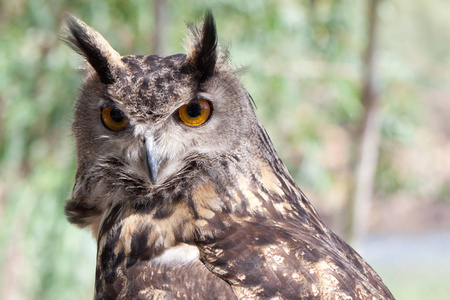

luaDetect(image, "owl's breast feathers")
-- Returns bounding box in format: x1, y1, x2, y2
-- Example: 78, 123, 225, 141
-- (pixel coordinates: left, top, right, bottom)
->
95, 152, 393, 299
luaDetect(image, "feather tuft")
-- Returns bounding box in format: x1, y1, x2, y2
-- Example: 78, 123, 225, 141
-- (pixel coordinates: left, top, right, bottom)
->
183, 11, 218, 81
61, 14, 122, 84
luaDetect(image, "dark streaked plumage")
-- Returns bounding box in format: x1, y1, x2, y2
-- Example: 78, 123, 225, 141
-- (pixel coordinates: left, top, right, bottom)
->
62, 12, 394, 299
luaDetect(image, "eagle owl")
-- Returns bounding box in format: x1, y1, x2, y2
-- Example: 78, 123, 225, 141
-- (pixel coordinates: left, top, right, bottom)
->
63, 12, 394, 299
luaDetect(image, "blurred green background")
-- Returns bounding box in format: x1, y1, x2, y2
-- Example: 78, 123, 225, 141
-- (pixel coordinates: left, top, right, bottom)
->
1, 0, 449, 299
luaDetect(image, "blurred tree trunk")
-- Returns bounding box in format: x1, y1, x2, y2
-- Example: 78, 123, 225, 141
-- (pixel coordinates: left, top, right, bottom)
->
345, 0, 382, 245
152, 0, 167, 55
0, 96, 3, 141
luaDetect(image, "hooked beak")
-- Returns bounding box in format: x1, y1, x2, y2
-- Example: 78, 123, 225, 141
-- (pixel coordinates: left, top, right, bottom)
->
143, 134, 160, 184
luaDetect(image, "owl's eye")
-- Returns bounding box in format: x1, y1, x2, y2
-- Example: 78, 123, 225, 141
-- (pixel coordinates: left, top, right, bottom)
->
101, 106, 129, 131
178, 100, 212, 127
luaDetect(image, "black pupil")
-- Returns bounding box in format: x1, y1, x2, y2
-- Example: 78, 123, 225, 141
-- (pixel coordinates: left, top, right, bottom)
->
110, 108, 125, 123
186, 102, 202, 118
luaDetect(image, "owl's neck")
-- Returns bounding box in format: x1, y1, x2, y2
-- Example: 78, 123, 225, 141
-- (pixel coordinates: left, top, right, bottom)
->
191, 150, 319, 240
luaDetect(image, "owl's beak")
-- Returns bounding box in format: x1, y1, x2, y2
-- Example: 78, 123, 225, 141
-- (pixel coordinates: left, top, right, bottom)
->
143, 134, 160, 184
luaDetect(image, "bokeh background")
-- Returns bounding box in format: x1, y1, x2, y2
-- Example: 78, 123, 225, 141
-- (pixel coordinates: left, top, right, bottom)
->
1, 0, 449, 299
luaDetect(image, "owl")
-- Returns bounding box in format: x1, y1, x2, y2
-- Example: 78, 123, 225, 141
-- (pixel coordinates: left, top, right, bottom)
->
63, 12, 394, 300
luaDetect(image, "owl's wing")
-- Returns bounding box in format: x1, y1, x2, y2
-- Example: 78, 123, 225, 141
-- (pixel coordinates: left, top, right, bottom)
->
95, 217, 236, 300
189, 169, 394, 299
195, 201, 394, 299
200, 220, 393, 299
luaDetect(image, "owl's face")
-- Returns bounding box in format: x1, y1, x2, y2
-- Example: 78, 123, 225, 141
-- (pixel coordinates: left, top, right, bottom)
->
74, 54, 254, 181
65, 14, 261, 232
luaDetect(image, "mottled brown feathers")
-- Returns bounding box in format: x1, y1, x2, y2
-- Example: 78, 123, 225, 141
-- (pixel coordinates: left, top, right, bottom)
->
64, 12, 394, 300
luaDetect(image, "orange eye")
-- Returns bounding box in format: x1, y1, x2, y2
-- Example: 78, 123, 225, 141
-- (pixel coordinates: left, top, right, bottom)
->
178, 99, 211, 126
101, 106, 128, 131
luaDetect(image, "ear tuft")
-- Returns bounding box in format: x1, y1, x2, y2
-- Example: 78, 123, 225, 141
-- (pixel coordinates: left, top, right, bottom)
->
61, 14, 122, 84
183, 11, 218, 81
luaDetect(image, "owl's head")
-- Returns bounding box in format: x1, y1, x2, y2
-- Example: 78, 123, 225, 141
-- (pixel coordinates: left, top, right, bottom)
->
63, 13, 272, 233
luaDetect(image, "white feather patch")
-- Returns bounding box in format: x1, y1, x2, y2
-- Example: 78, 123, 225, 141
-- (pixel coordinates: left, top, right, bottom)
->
150, 243, 199, 267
